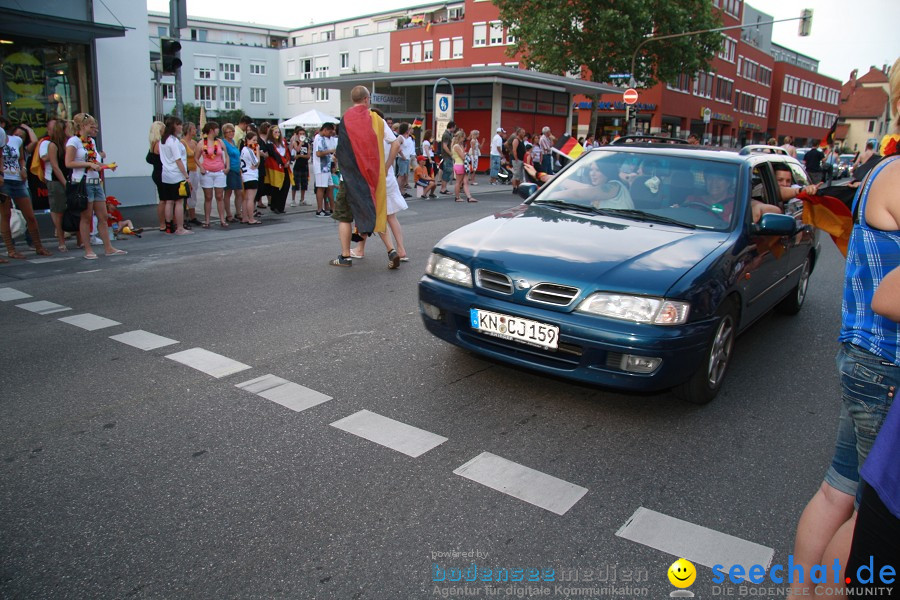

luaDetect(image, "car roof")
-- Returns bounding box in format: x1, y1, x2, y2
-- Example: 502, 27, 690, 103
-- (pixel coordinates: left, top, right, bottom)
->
589, 144, 801, 167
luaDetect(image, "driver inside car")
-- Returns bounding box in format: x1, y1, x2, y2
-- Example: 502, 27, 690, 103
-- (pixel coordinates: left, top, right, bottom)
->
682, 164, 737, 220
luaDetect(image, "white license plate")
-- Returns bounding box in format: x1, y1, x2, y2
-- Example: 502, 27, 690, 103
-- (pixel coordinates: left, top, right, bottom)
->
470, 308, 559, 350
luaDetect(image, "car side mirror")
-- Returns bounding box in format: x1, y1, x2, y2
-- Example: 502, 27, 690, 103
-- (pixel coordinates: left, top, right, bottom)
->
752, 213, 796, 236
518, 183, 538, 201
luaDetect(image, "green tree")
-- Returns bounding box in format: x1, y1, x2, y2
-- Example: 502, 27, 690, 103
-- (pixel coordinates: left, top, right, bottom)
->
494, 0, 723, 136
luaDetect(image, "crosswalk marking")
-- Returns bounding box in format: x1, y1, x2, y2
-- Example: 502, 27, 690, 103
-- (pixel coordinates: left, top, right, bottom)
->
330, 409, 448, 458
616, 507, 774, 571
59, 313, 121, 331
16, 300, 71, 315
453, 452, 588, 516
0, 288, 31, 302
110, 330, 179, 350
236, 374, 331, 412
26, 257, 75, 265
165, 347, 251, 378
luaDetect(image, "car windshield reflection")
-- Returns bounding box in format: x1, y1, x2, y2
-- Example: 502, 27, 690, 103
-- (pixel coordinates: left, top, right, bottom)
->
534, 151, 740, 231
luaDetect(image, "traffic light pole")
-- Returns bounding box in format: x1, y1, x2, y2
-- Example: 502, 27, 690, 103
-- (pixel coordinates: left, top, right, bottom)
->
170, 0, 185, 120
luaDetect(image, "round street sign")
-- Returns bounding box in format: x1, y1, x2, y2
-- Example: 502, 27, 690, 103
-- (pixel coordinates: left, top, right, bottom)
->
623, 88, 639, 105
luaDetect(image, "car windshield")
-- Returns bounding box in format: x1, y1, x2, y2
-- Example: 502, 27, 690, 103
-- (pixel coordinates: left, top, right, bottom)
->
840, 154, 855, 163
533, 150, 740, 231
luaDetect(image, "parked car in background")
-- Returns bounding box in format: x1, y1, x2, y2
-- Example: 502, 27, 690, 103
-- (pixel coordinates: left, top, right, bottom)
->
837, 154, 856, 179
419, 141, 821, 404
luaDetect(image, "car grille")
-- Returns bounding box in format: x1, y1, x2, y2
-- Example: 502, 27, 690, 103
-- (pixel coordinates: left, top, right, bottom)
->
527, 283, 580, 306
476, 269, 513, 294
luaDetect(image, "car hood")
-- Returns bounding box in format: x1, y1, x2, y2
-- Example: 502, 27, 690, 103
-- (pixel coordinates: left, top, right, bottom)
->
434, 204, 728, 296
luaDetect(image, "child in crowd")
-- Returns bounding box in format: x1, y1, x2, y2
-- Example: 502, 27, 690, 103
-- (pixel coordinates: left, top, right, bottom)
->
414, 155, 436, 198
105, 196, 143, 239
331, 162, 340, 206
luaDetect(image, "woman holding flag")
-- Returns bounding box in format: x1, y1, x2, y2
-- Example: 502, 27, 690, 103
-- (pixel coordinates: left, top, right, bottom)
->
263, 125, 292, 214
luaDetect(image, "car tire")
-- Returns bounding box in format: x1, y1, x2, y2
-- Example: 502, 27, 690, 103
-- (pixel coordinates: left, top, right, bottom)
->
775, 255, 811, 316
675, 299, 738, 405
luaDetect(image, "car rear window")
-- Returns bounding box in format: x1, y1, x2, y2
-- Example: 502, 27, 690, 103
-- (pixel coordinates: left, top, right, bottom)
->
536, 150, 741, 231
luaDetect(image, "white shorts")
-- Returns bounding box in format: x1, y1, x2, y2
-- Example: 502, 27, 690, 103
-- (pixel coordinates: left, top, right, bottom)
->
314, 173, 332, 189
200, 170, 226, 188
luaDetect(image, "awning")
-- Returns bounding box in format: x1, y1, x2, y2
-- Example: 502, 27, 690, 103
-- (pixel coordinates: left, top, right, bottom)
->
285, 66, 622, 97
0, 8, 128, 44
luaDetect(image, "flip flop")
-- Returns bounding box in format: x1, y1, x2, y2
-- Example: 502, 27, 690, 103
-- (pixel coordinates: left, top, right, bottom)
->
202, 223, 210, 229
83, 253, 98, 260
105, 249, 127, 256
7, 251, 26, 259
350, 250, 365, 259
35, 248, 52, 256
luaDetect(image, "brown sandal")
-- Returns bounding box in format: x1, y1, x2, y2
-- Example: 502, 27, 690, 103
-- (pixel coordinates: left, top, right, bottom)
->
7, 250, 26, 259
35, 247, 52, 256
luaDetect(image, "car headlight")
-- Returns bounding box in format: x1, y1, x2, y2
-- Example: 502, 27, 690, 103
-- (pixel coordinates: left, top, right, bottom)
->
577, 293, 690, 325
426, 253, 473, 288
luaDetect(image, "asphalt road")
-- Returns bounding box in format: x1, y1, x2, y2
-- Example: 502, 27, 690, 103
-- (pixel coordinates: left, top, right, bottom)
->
1, 180, 849, 599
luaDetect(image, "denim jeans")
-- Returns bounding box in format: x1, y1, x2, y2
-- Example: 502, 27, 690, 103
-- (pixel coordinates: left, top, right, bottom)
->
825, 343, 898, 503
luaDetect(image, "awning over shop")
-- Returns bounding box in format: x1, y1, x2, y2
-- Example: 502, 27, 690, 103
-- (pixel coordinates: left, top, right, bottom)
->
284, 66, 622, 97
0, 8, 128, 44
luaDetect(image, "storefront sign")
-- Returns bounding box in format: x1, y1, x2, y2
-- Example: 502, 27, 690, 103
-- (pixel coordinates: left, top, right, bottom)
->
1, 50, 47, 131
575, 101, 657, 112
371, 93, 404, 106
739, 120, 761, 131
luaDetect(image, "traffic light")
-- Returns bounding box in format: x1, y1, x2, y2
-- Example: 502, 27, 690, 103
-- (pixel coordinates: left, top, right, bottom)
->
161, 38, 182, 73
798, 9, 813, 37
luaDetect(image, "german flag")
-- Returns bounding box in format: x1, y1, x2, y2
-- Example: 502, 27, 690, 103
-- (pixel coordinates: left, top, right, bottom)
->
412, 117, 424, 128
552, 134, 584, 160
819, 119, 837, 148
798, 190, 853, 256
335, 104, 387, 235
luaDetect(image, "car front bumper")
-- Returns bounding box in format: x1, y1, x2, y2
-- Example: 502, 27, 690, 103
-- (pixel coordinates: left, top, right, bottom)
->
418, 276, 718, 393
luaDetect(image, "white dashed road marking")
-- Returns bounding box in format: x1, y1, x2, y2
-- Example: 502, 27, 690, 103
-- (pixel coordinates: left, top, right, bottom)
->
236, 374, 332, 413
616, 507, 774, 571
0, 287, 32, 302
59, 313, 121, 331
110, 330, 180, 351
165, 347, 251, 378
17, 300, 71, 315
26, 257, 75, 265
330, 409, 448, 458
453, 452, 588, 516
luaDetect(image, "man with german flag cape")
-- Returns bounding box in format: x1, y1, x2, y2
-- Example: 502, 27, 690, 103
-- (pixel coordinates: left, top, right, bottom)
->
330, 85, 401, 268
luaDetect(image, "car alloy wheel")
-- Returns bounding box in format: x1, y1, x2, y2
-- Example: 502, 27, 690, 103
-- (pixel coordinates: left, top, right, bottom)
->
706, 312, 735, 389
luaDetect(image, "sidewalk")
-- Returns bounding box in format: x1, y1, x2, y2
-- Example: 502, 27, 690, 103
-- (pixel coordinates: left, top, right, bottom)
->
15, 171, 514, 246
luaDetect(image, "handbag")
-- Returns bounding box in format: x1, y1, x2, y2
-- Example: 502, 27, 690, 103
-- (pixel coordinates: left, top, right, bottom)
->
9, 208, 26, 239
66, 175, 89, 211
464, 154, 472, 175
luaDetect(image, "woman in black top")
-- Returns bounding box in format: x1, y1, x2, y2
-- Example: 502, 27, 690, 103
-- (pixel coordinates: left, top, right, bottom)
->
146, 121, 165, 231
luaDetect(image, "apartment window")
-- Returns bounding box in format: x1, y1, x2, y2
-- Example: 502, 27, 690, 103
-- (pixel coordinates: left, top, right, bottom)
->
196, 68, 214, 80
473, 23, 486, 47
194, 85, 215, 108
742, 59, 758, 82
288, 87, 299, 104
300, 58, 312, 79
287, 60, 297, 76
797, 107, 810, 125
667, 72, 691, 93
412, 43, 422, 63
800, 80, 814, 98
343, 27, 350, 38
439, 38, 450, 60
219, 61, 240, 82
718, 35, 736, 62
452, 36, 463, 59
400, 43, 411, 64
715, 76, 733, 103
783, 75, 798, 95
220, 86, 240, 109
755, 96, 768, 117
190, 29, 208, 42
162, 84, 175, 99
323, 31, 334, 41
448, 6, 464, 19
340, 52, 350, 69
354, 26, 366, 36
293, 37, 301, 46
868, 120, 875, 132
423, 41, 433, 61
504, 62, 519, 68
376, 47, 385, 66
311, 33, 317, 43
315, 61, 329, 101
721, 0, 740, 17
157, 26, 168, 38
489, 21, 503, 45
506, 31, 516, 45
249, 62, 266, 75
758, 66, 771, 86
250, 88, 266, 103
693, 71, 713, 98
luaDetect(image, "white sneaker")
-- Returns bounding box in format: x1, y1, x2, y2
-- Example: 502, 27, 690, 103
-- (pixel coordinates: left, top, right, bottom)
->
290, 201, 296, 207
90, 236, 102, 246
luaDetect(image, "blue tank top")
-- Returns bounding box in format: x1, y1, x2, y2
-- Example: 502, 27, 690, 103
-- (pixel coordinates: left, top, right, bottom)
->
838, 155, 900, 365
224, 139, 241, 169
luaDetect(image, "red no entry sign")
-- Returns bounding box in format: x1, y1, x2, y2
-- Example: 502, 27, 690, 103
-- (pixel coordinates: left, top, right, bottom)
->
623, 88, 638, 105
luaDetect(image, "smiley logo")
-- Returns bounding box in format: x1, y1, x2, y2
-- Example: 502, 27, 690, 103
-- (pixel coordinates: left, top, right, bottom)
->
668, 558, 696, 588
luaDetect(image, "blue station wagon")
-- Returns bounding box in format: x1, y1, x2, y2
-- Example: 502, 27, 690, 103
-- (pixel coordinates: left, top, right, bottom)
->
418, 143, 820, 403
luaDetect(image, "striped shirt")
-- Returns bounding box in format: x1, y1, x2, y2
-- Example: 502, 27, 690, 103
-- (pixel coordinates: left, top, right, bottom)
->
838, 155, 900, 365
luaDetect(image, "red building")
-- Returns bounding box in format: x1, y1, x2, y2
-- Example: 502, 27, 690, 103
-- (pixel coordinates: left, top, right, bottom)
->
767, 44, 841, 147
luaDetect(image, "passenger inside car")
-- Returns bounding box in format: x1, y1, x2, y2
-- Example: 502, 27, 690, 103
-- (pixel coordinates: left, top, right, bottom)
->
540, 159, 635, 210
750, 167, 784, 223
679, 163, 737, 221
773, 163, 820, 201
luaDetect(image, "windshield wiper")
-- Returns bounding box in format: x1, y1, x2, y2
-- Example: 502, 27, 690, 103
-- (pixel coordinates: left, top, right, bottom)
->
597, 209, 698, 229
531, 200, 600, 214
